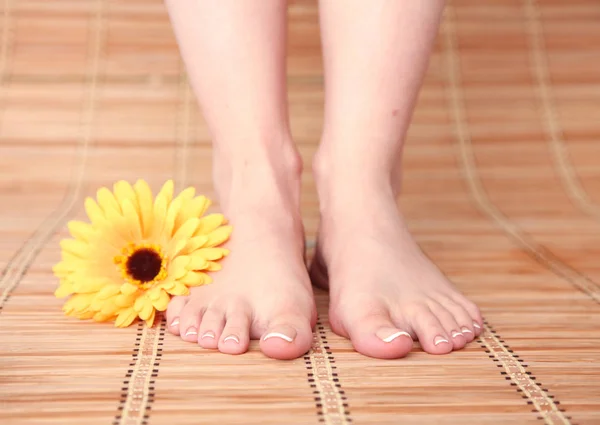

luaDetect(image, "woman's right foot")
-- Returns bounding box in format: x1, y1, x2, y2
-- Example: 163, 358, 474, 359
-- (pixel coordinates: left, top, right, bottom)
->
166, 149, 317, 360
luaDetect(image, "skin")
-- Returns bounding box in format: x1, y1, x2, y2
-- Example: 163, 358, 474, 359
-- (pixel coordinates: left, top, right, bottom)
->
164, 0, 483, 360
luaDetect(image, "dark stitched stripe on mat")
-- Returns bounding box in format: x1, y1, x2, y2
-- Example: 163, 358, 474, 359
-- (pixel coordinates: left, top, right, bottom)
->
304, 316, 352, 425
479, 321, 572, 424
113, 319, 166, 425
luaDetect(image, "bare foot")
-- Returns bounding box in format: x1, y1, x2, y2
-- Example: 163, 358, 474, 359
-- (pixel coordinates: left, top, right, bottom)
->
310, 180, 483, 359
167, 152, 316, 360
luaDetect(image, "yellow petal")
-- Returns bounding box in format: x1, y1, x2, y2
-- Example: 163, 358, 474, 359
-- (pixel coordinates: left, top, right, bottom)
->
157, 180, 175, 204
60, 239, 91, 258
63, 293, 95, 314
67, 220, 96, 241
151, 290, 170, 311
54, 283, 74, 298
134, 295, 147, 312
96, 283, 121, 300
166, 282, 190, 296
145, 309, 156, 327
93, 312, 115, 322
104, 207, 131, 243
180, 235, 209, 255
134, 179, 154, 238
179, 271, 210, 287
170, 239, 188, 258
100, 300, 120, 316
163, 196, 184, 238
77, 310, 95, 320
195, 247, 228, 261
121, 282, 139, 295
195, 214, 226, 236
72, 278, 108, 294
115, 307, 138, 327
168, 218, 200, 256
139, 302, 154, 321
172, 217, 200, 244
113, 180, 138, 211
115, 293, 137, 308
122, 199, 142, 241
97, 187, 121, 214
205, 225, 233, 248
168, 255, 190, 279
84, 197, 107, 227
187, 255, 209, 271
174, 195, 209, 232
150, 194, 168, 239
206, 262, 222, 272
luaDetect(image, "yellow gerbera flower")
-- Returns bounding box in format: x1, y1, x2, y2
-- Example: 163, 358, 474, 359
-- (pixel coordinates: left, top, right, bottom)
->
53, 180, 232, 328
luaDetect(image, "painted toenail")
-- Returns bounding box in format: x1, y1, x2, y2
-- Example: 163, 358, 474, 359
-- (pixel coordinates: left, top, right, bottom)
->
461, 327, 472, 334
451, 331, 463, 338
434, 336, 450, 346
201, 331, 215, 339
473, 322, 481, 329
223, 335, 239, 344
375, 328, 412, 343
263, 332, 294, 342
185, 328, 198, 337
170, 318, 180, 327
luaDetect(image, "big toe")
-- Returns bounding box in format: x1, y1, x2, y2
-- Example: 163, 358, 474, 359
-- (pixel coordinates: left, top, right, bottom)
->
260, 314, 313, 360
343, 312, 414, 359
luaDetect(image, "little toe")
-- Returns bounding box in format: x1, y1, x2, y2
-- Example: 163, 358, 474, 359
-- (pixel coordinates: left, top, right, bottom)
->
198, 307, 226, 349
429, 301, 468, 350
409, 306, 453, 355
166, 296, 187, 336
452, 294, 484, 337
345, 313, 413, 359
438, 297, 476, 342
178, 300, 203, 343
218, 312, 251, 355
260, 314, 313, 360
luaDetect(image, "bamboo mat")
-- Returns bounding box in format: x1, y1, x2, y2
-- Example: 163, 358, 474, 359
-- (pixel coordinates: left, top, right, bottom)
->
1, 1, 600, 424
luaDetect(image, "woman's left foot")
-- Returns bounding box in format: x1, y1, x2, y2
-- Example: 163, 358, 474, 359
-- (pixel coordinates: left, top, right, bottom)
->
310, 177, 483, 359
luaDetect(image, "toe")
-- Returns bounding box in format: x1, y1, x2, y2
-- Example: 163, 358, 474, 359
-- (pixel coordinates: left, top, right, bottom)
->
166, 296, 187, 336
344, 312, 413, 360
260, 313, 313, 360
218, 310, 251, 355
452, 294, 484, 337
429, 300, 468, 350
197, 307, 226, 349
178, 300, 204, 343
408, 306, 453, 354
438, 297, 476, 342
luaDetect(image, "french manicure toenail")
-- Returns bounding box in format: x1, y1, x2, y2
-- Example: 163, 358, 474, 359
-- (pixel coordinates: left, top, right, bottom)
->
224, 335, 239, 344
201, 331, 215, 339
263, 332, 294, 342
473, 322, 481, 329
185, 328, 197, 337
451, 331, 463, 338
376, 328, 412, 343
434, 336, 449, 346
461, 327, 472, 334
170, 318, 179, 327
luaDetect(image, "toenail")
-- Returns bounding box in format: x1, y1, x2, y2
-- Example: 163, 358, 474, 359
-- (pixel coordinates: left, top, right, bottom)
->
461, 327, 472, 334
451, 330, 463, 338
201, 331, 215, 339
185, 328, 198, 337
473, 322, 481, 329
223, 335, 239, 344
170, 318, 180, 327
263, 332, 294, 342
434, 336, 450, 346
375, 327, 412, 343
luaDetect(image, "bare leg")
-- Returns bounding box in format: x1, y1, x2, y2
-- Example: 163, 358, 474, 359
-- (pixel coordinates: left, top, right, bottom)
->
312, 0, 483, 359
164, 0, 316, 360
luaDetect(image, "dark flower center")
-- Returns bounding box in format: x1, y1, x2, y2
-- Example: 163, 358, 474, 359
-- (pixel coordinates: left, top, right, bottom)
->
126, 248, 163, 283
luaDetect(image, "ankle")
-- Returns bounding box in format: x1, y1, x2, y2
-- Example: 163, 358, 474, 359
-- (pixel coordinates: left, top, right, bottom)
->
213, 136, 303, 215
312, 145, 398, 214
